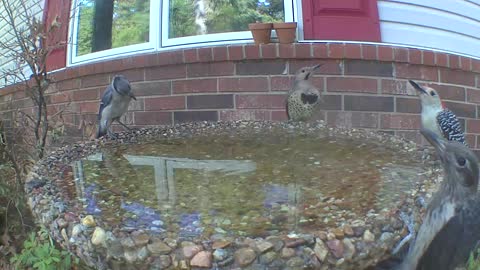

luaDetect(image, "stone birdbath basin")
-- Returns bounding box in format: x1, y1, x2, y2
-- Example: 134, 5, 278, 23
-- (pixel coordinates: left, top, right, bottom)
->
24, 121, 441, 270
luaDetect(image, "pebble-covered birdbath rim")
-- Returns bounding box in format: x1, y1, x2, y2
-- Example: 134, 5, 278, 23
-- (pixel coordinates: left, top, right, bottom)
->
24, 120, 443, 270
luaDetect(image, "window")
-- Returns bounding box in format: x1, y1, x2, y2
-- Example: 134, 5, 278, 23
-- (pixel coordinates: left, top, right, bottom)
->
68, 0, 295, 65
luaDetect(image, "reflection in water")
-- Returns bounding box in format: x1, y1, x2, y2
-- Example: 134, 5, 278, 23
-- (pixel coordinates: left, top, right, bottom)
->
65, 133, 428, 238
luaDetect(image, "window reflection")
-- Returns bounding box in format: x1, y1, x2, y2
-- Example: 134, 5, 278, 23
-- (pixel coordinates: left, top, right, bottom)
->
76, 0, 150, 56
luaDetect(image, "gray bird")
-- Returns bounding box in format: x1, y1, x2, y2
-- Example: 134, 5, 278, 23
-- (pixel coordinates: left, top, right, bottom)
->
286, 64, 322, 121
97, 75, 136, 138
377, 128, 480, 270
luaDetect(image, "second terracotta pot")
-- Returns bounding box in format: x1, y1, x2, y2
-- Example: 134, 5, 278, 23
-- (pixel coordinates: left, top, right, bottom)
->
273, 22, 297, 44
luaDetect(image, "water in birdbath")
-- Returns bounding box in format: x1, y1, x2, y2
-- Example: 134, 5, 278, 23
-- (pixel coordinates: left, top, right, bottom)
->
63, 129, 426, 239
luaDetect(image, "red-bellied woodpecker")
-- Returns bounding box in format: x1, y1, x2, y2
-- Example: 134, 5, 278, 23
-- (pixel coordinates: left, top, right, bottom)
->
409, 80, 466, 145
286, 64, 322, 121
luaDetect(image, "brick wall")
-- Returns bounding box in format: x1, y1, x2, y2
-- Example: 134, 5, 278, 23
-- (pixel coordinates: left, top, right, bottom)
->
1, 42, 480, 151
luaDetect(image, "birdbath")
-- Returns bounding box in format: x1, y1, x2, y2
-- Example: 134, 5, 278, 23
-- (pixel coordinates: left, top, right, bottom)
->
24, 121, 440, 269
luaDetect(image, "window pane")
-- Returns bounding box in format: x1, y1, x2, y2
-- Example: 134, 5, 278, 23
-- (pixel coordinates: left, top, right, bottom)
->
169, 0, 285, 38
76, 0, 150, 56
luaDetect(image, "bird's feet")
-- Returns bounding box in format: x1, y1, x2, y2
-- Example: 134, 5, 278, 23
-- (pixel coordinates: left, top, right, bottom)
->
392, 211, 416, 255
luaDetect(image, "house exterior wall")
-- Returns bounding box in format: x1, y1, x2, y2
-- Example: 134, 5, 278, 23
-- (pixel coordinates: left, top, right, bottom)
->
378, 0, 480, 58
1, 42, 480, 153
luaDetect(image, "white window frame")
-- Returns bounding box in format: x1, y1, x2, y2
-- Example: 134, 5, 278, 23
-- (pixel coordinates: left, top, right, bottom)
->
68, 0, 161, 65
67, 0, 297, 66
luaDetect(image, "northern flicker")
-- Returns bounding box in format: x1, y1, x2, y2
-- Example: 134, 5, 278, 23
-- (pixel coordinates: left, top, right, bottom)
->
286, 64, 322, 121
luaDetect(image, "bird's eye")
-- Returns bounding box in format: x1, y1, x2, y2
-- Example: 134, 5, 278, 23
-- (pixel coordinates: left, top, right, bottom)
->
457, 157, 466, 166
430, 91, 436, 96
302, 70, 305, 73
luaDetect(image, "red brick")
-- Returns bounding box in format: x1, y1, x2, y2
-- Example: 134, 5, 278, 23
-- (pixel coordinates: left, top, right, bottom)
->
187, 94, 233, 109
219, 77, 268, 92
158, 50, 184, 66
237, 61, 285, 75
245, 44, 260, 59
328, 43, 344, 58
144, 96, 185, 110
320, 95, 342, 110
279, 44, 295, 58
183, 49, 198, 63
381, 114, 421, 129
435, 52, 449, 67
213, 47, 228, 61
56, 79, 80, 91
198, 47, 213, 62
472, 59, 480, 73
50, 92, 71, 104
344, 43, 361, 59
395, 63, 438, 81
64, 67, 80, 80
361, 44, 377, 60
118, 69, 144, 82
427, 83, 465, 102
466, 134, 476, 147
79, 101, 99, 113
290, 59, 341, 75
228, 46, 244, 61
145, 65, 186, 80
295, 43, 311, 58
439, 68, 476, 86
396, 97, 421, 113
134, 111, 172, 125
173, 79, 217, 94
312, 43, 328, 58
449, 54, 461, 70
261, 43, 277, 59
327, 77, 377, 94
103, 59, 124, 73
271, 76, 294, 91
378, 46, 394, 61
409, 49, 422, 65
460, 57, 472, 71
444, 101, 476, 118
124, 54, 149, 69
81, 74, 109, 88
327, 111, 378, 128
344, 96, 393, 112
174, 111, 218, 123
236, 94, 286, 109
422, 51, 435, 66
13, 89, 26, 99
344, 60, 392, 77
220, 110, 270, 121
467, 119, 480, 133
271, 110, 289, 121
467, 88, 480, 104
187, 62, 234, 77
394, 47, 409, 62
72, 88, 99, 101
132, 81, 171, 96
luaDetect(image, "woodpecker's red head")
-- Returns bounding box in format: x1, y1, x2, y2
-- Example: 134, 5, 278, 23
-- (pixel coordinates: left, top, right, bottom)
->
409, 80, 444, 111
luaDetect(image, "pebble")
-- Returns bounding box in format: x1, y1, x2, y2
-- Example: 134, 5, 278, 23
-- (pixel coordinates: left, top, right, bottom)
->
212, 240, 231, 249
234, 248, 257, 267
314, 239, 328, 262
120, 237, 136, 249
91, 227, 106, 246
332, 228, 345, 239
363, 230, 375, 242
343, 238, 356, 260
213, 249, 227, 261
281, 247, 295, 258
56, 218, 68, 229
343, 225, 354, 237
132, 233, 150, 246
71, 224, 83, 238
183, 245, 202, 259
190, 251, 212, 268
259, 251, 276, 264
255, 240, 274, 253
148, 239, 172, 255
327, 239, 344, 258
286, 257, 304, 267
81, 215, 96, 227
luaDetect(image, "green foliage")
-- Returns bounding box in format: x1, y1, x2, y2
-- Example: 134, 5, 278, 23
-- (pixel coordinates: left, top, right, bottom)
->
467, 248, 480, 270
10, 227, 77, 270
169, 0, 197, 38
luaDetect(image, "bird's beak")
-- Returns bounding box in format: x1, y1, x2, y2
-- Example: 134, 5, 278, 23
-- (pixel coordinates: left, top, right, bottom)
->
312, 64, 322, 70
409, 80, 427, 95
420, 128, 447, 160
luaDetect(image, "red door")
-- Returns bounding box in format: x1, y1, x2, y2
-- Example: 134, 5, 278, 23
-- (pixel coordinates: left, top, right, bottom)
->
302, 0, 381, 42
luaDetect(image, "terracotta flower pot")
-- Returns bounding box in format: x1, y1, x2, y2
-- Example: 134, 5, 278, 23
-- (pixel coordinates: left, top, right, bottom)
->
273, 22, 297, 44
248, 22, 273, 45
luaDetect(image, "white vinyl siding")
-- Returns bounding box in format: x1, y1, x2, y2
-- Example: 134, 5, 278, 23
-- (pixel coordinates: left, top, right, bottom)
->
378, 0, 480, 58
0, 0, 44, 87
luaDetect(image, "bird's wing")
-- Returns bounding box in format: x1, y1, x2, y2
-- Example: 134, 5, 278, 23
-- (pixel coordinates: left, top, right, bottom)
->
98, 86, 113, 120
400, 201, 456, 270
417, 200, 480, 270
437, 109, 466, 145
